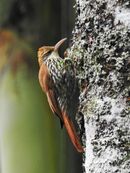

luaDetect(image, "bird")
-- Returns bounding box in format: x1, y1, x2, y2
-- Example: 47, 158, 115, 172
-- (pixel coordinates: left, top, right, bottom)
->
37, 38, 84, 153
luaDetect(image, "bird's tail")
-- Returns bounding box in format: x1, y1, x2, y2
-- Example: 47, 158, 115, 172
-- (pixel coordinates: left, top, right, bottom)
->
62, 112, 84, 153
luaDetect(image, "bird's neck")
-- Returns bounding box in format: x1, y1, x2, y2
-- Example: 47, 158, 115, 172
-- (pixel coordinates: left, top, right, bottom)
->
51, 51, 59, 58
38, 57, 43, 67
44, 51, 59, 63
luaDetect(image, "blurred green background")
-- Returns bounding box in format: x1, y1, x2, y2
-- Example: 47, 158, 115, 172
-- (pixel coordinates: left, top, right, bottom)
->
0, 0, 82, 173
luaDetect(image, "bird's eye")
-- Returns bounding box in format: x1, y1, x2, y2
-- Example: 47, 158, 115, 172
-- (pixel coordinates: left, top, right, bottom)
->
43, 51, 52, 60
45, 51, 51, 56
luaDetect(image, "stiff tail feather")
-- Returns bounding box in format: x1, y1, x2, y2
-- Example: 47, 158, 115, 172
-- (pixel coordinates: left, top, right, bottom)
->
62, 113, 84, 153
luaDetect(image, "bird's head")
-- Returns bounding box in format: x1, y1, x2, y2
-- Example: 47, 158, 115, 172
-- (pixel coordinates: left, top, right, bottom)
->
38, 38, 67, 66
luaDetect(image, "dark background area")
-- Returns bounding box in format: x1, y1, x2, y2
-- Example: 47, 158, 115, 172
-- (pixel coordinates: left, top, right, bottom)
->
2, 0, 74, 47
0, 0, 83, 173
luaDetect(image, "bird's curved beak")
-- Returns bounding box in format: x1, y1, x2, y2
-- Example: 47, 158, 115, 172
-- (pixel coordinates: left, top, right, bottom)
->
54, 38, 67, 51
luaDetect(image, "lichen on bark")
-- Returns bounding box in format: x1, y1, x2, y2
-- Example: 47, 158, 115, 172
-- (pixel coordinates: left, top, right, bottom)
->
68, 0, 130, 172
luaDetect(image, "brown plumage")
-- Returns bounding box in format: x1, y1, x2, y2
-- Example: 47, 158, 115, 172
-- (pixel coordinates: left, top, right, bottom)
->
37, 38, 84, 153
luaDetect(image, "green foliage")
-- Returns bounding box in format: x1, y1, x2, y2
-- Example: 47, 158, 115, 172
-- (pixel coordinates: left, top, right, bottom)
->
0, 30, 66, 173
0, 64, 66, 173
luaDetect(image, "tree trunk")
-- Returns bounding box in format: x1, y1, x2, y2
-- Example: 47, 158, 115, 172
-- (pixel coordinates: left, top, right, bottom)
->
69, 0, 130, 172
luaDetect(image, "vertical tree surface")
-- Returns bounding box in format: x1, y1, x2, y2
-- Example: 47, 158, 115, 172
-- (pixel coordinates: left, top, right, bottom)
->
68, 0, 130, 172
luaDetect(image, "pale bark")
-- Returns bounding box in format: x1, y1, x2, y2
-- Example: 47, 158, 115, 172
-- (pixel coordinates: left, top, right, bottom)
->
69, 0, 130, 172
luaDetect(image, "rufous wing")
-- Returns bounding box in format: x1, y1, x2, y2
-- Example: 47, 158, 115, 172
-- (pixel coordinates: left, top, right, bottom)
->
38, 63, 50, 92
39, 63, 84, 152
62, 112, 84, 153
39, 63, 63, 122
47, 90, 63, 123
47, 88, 84, 152
47, 89, 84, 152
